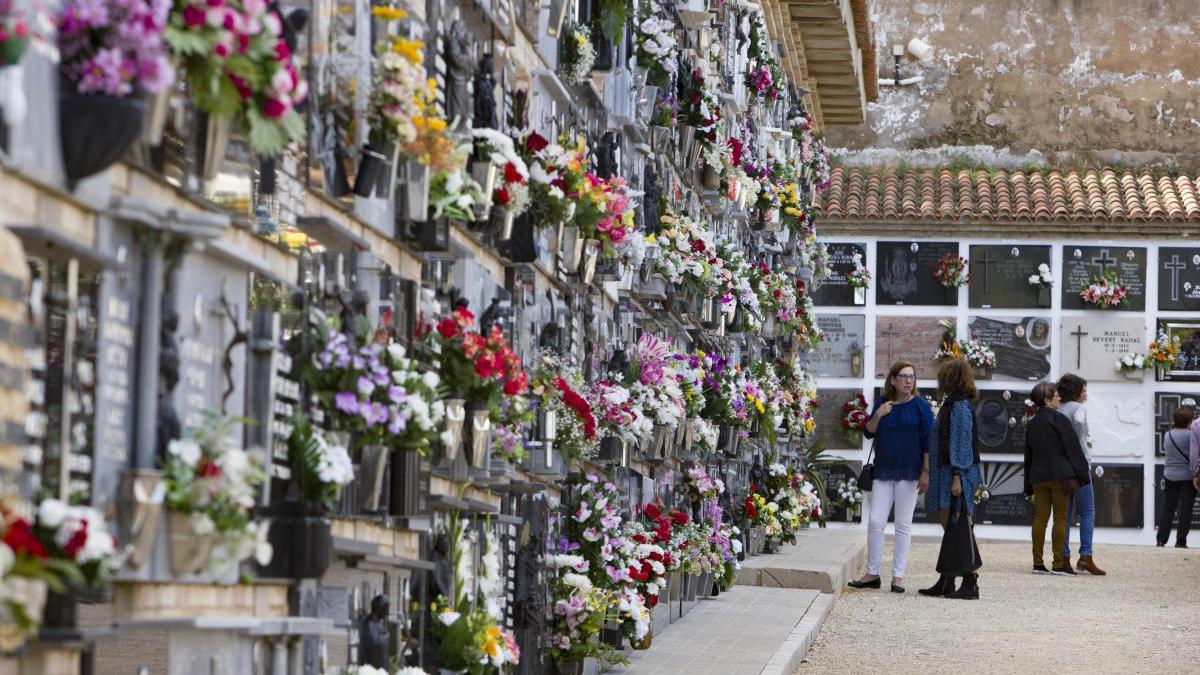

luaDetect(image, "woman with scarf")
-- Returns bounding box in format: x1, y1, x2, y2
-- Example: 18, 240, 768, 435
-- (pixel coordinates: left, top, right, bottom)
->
919, 359, 983, 600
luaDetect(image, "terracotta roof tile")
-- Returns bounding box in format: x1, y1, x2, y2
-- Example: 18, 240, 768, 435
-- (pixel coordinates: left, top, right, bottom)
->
817, 166, 1200, 224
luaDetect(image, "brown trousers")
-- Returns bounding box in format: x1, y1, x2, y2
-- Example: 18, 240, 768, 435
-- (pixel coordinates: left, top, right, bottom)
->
1031, 480, 1070, 568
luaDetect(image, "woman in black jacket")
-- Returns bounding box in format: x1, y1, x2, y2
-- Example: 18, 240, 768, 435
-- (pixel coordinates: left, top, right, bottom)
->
1024, 381, 1092, 575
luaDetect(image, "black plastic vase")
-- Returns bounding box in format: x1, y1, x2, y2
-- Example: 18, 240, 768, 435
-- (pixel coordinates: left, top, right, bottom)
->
261, 502, 333, 579
353, 144, 388, 197
59, 78, 145, 185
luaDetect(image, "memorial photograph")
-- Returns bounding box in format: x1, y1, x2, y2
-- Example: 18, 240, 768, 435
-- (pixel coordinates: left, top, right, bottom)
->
1156, 319, 1200, 381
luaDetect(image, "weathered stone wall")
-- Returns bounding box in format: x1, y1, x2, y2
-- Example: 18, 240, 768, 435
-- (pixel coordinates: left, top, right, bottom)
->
829, 0, 1200, 166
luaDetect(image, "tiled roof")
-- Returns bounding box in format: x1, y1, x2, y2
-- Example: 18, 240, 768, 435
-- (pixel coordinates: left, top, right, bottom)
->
816, 166, 1200, 223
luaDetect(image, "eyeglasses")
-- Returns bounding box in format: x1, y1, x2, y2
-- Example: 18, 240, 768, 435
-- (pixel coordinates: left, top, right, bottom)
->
894, 374, 916, 381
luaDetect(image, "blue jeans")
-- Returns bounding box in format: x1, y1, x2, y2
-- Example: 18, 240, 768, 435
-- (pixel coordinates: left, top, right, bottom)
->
1063, 482, 1095, 558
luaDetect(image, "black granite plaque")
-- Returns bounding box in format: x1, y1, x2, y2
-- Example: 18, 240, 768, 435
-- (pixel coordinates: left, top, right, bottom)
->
973, 389, 1030, 454
968, 245, 1052, 309
975, 461, 1035, 526
1091, 463, 1143, 528
1153, 392, 1200, 456
823, 463, 862, 523
1061, 246, 1146, 311
1157, 247, 1200, 311
811, 243, 867, 306
1153, 464, 1200, 530
875, 241, 959, 306
967, 315, 1052, 381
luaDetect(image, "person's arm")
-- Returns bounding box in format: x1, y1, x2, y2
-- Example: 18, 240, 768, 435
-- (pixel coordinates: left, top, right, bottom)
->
1024, 419, 1035, 495
949, 401, 972, 495
1190, 421, 1200, 476
864, 397, 889, 437
1057, 414, 1090, 483
918, 399, 932, 492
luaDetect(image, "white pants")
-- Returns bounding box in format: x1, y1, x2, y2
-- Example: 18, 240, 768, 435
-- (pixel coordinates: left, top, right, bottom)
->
865, 479, 919, 579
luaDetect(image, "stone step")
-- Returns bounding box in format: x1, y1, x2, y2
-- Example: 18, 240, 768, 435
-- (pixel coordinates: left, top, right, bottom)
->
735, 528, 867, 595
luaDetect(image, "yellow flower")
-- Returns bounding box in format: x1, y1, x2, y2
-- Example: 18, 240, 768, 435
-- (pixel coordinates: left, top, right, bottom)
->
804, 418, 815, 433
784, 207, 802, 217
576, 34, 586, 47
645, 234, 657, 245
371, 6, 407, 20
392, 39, 425, 64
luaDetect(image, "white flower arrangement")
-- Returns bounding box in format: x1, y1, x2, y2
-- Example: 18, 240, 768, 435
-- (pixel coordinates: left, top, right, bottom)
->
834, 478, 863, 510
847, 252, 871, 289
1116, 352, 1147, 372
560, 22, 596, 86
1027, 262, 1053, 289
471, 128, 531, 217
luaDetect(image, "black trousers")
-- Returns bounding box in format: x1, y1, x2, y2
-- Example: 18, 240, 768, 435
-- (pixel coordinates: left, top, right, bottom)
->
1158, 479, 1197, 546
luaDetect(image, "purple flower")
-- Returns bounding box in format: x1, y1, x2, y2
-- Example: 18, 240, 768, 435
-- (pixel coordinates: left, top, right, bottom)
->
387, 385, 407, 404
334, 392, 360, 415
356, 376, 376, 396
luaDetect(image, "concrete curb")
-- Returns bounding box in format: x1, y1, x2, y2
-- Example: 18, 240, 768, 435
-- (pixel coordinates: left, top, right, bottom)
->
758, 593, 835, 675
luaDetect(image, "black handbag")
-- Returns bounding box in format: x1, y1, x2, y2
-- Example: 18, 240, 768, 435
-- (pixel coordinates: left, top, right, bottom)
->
936, 493, 983, 576
857, 439, 875, 492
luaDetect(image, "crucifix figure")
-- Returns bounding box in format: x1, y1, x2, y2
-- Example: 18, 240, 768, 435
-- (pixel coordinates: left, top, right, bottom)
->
1163, 254, 1187, 303
1091, 249, 1117, 276
973, 249, 996, 294
1070, 323, 1089, 369
879, 323, 903, 368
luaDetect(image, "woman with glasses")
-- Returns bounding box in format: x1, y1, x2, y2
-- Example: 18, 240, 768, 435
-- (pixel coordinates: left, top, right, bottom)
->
1024, 381, 1092, 575
848, 360, 933, 593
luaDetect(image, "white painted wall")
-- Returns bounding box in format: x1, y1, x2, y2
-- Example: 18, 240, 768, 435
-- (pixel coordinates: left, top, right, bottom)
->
814, 235, 1198, 547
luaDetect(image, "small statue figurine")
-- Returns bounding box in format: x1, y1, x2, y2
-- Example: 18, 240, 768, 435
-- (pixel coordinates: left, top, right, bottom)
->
473, 52, 497, 130
445, 20, 474, 126
357, 594, 391, 668
641, 166, 660, 234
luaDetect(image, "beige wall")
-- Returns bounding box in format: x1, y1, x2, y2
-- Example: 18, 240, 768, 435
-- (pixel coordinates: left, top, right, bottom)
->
829, 0, 1200, 166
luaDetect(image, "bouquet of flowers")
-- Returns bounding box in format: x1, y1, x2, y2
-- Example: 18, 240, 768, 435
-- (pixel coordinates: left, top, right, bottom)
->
1027, 262, 1053, 289
424, 306, 528, 413
367, 6, 434, 149
628, 333, 687, 428
744, 16, 784, 103
289, 312, 446, 453
28, 499, 121, 590
622, 520, 669, 611
59, 0, 174, 97
559, 21, 595, 85
429, 140, 485, 221
472, 128, 531, 217
789, 110, 832, 192
1116, 352, 1147, 373
634, 2, 677, 87
163, 416, 272, 574
934, 319, 996, 370
847, 252, 871, 289
1, 1, 34, 66
680, 70, 721, 147
933, 253, 970, 288
530, 356, 598, 463
650, 91, 679, 127
842, 392, 869, 445
833, 478, 863, 513
287, 416, 355, 511
1148, 330, 1180, 369
686, 465, 725, 503
1079, 270, 1128, 308
776, 362, 818, 437
165, 0, 307, 155
698, 354, 751, 429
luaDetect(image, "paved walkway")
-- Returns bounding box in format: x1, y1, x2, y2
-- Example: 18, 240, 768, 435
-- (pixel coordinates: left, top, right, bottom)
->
800, 538, 1200, 673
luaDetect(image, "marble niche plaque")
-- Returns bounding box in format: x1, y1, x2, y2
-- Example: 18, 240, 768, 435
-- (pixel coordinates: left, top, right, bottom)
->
811, 243, 867, 306
875, 241, 958, 306
810, 314, 866, 378
813, 388, 865, 450
1059, 316, 1145, 382
968, 244, 1052, 309
1061, 246, 1147, 311
1158, 247, 1200, 311
967, 315, 1051, 381
874, 315, 952, 378
1154, 392, 1200, 456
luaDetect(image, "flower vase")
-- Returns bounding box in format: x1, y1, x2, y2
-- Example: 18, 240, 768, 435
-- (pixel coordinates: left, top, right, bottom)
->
845, 509, 856, 523
403, 160, 431, 222
59, 76, 146, 185
497, 208, 515, 241
972, 366, 990, 381
467, 403, 493, 469
1122, 368, 1145, 381
552, 660, 585, 675
851, 353, 863, 377
442, 398, 467, 461
470, 161, 497, 216
650, 126, 671, 153
678, 125, 697, 164
358, 445, 389, 511
199, 113, 231, 181
166, 510, 217, 577
639, 86, 659, 121
579, 239, 600, 284
700, 163, 721, 190
261, 503, 332, 579
560, 225, 584, 272
352, 144, 389, 197
698, 572, 713, 597
631, 619, 653, 650
142, 86, 172, 145
1037, 286, 1052, 308
854, 285, 867, 305
1155, 364, 1167, 382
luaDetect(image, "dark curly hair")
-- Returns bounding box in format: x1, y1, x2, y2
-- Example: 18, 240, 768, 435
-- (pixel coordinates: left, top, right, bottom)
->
936, 359, 978, 400
1030, 381, 1057, 408
1057, 373, 1087, 403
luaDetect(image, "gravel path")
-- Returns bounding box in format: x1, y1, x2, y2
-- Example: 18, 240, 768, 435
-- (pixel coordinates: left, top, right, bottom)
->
799, 537, 1200, 674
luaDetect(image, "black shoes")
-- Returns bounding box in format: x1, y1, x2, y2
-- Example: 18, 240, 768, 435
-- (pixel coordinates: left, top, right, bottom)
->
847, 577, 882, 589
944, 573, 979, 599
891, 583, 905, 593
1031, 564, 1050, 574
918, 575, 956, 597
1051, 564, 1077, 576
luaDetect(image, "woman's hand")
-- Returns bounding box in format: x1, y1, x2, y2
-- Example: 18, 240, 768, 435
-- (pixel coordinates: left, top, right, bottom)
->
1193, 474, 1199, 491
876, 401, 895, 418
951, 475, 962, 496
918, 468, 929, 494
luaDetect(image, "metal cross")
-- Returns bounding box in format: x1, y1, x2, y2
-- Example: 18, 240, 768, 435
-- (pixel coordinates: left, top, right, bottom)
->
1070, 323, 1090, 369
879, 323, 903, 369
1163, 254, 1187, 303
1091, 249, 1117, 275
973, 249, 996, 294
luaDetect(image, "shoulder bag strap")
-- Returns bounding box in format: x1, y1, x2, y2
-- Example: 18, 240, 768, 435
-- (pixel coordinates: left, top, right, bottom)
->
1167, 433, 1190, 463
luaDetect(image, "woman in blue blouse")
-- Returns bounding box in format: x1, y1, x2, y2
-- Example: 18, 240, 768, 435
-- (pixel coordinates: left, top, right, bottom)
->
847, 360, 934, 593
919, 359, 983, 600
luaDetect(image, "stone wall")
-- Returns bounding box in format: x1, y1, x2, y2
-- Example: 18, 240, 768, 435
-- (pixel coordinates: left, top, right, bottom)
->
829, 0, 1200, 166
